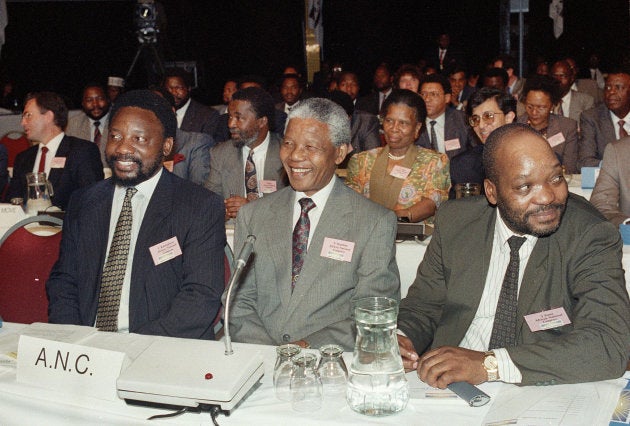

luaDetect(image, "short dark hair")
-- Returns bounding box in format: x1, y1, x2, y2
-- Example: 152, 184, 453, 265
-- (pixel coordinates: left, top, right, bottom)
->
521, 74, 561, 105
25, 91, 68, 129
394, 64, 422, 87
232, 87, 277, 131
466, 87, 516, 118
447, 65, 468, 78
495, 54, 517, 72
279, 73, 303, 88
163, 67, 193, 88
336, 70, 359, 86
420, 73, 452, 95
483, 67, 509, 86
381, 89, 427, 122
483, 123, 543, 182
237, 74, 267, 90
326, 90, 354, 116
110, 89, 177, 139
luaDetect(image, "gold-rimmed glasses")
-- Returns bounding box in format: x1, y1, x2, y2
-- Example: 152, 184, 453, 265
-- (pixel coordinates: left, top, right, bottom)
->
468, 111, 504, 127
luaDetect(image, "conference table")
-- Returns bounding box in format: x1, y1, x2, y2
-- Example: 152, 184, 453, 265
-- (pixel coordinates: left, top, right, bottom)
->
0, 321, 626, 425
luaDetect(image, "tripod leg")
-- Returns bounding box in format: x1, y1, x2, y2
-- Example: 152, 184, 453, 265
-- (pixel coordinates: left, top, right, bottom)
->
125, 45, 145, 82
148, 44, 166, 81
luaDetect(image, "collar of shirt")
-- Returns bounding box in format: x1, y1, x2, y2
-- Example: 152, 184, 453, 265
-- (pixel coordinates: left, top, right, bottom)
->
426, 113, 446, 153
570, 82, 578, 91
495, 208, 538, 259
33, 132, 64, 174
292, 176, 337, 248
560, 91, 572, 117
108, 168, 163, 333
89, 112, 109, 128
241, 131, 271, 195
175, 98, 192, 128
284, 100, 299, 114
609, 110, 630, 138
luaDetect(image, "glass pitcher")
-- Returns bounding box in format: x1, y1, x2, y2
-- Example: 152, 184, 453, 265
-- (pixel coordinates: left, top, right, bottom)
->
346, 297, 409, 416
25, 172, 54, 215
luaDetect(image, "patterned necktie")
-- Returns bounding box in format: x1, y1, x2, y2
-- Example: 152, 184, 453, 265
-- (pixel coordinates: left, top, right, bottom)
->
96, 187, 137, 332
557, 100, 564, 117
93, 121, 102, 147
429, 120, 438, 151
292, 198, 316, 289
619, 120, 628, 138
245, 149, 259, 201
38, 146, 48, 173
489, 235, 527, 349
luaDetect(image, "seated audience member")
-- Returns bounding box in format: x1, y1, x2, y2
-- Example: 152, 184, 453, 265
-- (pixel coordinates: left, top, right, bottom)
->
586, 52, 606, 90
550, 60, 594, 123
0, 143, 7, 196
395, 64, 422, 93
590, 137, 630, 225
516, 75, 579, 173
416, 73, 474, 161
154, 87, 213, 186
579, 70, 630, 168
565, 56, 603, 104
162, 67, 220, 136
215, 78, 237, 115
448, 66, 475, 111
276, 73, 304, 114
398, 123, 630, 388
493, 54, 526, 99
337, 71, 361, 105
356, 63, 394, 115
47, 90, 225, 339
106, 76, 125, 104
65, 83, 111, 167
482, 67, 509, 93
8, 91, 103, 210
327, 90, 380, 167
449, 88, 516, 198
206, 87, 287, 220
346, 89, 450, 222
229, 97, 400, 351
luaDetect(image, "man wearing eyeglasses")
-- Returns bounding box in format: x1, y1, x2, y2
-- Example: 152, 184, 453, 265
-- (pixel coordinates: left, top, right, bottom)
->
447, 88, 517, 199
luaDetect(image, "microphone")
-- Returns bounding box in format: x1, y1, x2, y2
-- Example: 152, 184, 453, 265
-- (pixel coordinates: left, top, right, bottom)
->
223, 235, 256, 355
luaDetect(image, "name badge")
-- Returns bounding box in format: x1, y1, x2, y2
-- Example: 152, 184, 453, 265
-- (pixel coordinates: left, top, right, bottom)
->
162, 160, 174, 172
149, 236, 182, 266
17, 335, 126, 401
524, 307, 572, 332
547, 132, 565, 147
259, 179, 277, 194
444, 138, 461, 151
51, 157, 66, 168
320, 237, 355, 262
390, 165, 411, 179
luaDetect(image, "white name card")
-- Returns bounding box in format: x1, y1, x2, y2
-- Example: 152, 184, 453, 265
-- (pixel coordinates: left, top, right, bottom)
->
17, 335, 126, 401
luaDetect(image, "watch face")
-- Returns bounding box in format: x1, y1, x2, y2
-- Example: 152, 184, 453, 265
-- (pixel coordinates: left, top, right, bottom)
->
484, 355, 498, 370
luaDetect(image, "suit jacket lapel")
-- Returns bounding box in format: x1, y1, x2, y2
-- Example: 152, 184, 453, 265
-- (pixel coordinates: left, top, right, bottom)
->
268, 187, 295, 309
229, 144, 245, 197
516, 237, 549, 339
48, 136, 70, 191
263, 133, 284, 182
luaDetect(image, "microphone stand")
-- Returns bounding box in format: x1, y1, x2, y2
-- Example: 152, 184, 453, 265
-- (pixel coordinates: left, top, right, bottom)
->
223, 235, 256, 355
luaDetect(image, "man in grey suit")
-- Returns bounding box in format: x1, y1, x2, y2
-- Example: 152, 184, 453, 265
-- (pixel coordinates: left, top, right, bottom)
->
579, 71, 630, 168
65, 83, 110, 167
206, 87, 287, 220
229, 97, 400, 351
398, 123, 630, 388
591, 136, 630, 225
550, 60, 594, 124
47, 90, 225, 339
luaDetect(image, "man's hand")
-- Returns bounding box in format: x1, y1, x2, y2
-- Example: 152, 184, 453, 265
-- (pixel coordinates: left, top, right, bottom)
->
397, 335, 419, 372
225, 195, 248, 220
418, 346, 486, 389
291, 339, 310, 349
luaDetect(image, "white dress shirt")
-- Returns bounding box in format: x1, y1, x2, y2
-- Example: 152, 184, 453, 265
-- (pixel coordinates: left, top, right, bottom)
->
610, 110, 630, 139
240, 132, 270, 197
291, 176, 336, 249
100, 169, 162, 332
559, 91, 572, 118
425, 113, 446, 153
32, 132, 64, 175
175, 98, 191, 128
459, 210, 538, 383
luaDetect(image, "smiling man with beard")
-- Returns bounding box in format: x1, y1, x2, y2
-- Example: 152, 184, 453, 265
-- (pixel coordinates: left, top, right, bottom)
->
398, 123, 630, 388
206, 86, 287, 220
47, 90, 226, 339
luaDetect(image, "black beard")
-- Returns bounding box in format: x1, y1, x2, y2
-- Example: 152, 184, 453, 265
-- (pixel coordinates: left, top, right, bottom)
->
106, 153, 163, 186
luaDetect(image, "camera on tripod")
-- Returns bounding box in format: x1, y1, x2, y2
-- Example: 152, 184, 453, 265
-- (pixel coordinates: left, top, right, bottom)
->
135, 0, 158, 44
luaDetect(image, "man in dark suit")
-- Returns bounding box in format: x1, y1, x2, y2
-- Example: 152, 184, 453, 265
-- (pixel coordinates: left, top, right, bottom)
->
398, 123, 630, 387
47, 90, 225, 339
355, 63, 393, 115
424, 33, 465, 74
206, 87, 287, 220
579, 71, 630, 168
163, 67, 220, 136
275, 73, 304, 115
230, 97, 400, 350
416, 73, 474, 160
8, 91, 103, 210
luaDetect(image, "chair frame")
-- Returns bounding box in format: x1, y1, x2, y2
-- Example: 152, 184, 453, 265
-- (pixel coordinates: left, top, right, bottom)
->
0, 214, 63, 246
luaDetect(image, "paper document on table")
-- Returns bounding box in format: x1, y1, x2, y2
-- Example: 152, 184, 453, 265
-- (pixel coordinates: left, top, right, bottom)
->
20, 322, 96, 344
483, 379, 624, 425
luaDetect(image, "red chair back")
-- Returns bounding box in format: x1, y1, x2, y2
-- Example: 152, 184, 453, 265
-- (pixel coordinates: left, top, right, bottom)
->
0, 132, 30, 167
0, 225, 62, 323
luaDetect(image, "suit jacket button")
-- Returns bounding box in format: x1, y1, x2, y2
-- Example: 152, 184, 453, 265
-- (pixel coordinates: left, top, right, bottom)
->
282, 334, 290, 342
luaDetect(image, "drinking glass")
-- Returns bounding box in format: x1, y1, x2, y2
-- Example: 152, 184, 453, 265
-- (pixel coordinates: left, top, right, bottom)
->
273, 344, 301, 401
317, 344, 348, 396
290, 353, 323, 412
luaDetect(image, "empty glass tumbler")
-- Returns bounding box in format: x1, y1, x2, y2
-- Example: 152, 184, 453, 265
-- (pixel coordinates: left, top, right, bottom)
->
290, 353, 323, 412
273, 344, 301, 401
317, 344, 348, 396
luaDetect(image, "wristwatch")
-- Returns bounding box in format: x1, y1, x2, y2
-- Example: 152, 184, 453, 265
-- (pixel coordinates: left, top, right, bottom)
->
483, 351, 499, 382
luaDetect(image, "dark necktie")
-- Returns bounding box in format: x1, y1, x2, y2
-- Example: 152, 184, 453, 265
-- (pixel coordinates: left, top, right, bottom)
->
38, 146, 48, 173
429, 120, 438, 151
292, 198, 316, 289
619, 120, 628, 138
245, 149, 259, 201
93, 121, 102, 147
96, 187, 137, 332
489, 235, 527, 349
557, 100, 564, 117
